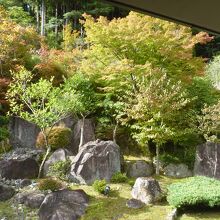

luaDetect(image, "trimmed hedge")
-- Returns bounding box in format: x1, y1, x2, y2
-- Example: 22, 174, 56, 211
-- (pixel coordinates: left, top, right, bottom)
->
167, 176, 220, 208
36, 126, 71, 150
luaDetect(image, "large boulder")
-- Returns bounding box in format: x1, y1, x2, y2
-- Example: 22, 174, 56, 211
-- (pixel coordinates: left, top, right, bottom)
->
44, 148, 73, 176
194, 142, 220, 179
70, 140, 121, 185
126, 160, 154, 178
0, 158, 39, 179
38, 189, 89, 220
0, 184, 15, 201
131, 177, 162, 204
9, 117, 40, 148
164, 163, 192, 178
14, 190, 46, 208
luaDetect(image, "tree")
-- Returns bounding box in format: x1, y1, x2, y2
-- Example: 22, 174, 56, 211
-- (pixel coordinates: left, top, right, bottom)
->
199, 102, 220, 176
124, 72, 192, 174
62, 73, 98, 149
6, 67, 78, 177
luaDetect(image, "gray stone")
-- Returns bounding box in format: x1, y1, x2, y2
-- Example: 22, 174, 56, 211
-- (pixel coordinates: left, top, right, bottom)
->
0, 184, 15, 201
70, 140, 121, 185
164, 163, 192, 178
126, 160, 154, 178
72, 119, 95, 154
9, 117, 40, 148
14, 191, 45, 208
194, 142, 220, 179
166, 208, 178, 220
20, 179, 32, 188
44, 148, 73, 176
126, 199, 145, 209
131, 177, 162, 204
38, 189, 89, 220
0, 158, 39, 180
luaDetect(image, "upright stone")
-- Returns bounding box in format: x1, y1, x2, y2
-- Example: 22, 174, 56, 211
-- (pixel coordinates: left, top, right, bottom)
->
9, 117, 40, 148
194, 142, 220, 179
70, 140, 121, 185
131, 177, 162, 204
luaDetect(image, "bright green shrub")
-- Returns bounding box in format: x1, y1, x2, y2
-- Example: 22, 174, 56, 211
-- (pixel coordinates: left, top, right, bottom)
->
92, 179, 107, 194
38, 178, 62, 191
48, 160, 71, 180
36, 126, 72, 150
167, 176, 220, 208
111, 172, 128, 183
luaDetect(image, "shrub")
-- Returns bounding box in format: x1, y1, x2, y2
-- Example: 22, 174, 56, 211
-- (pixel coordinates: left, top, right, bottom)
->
92, 179, 107, 194
48, 160, 71, 181
0, 143, 11, 154
167, 176, 220, 208
111, 172, 128, 183
128, 179, 135, 187
36, 126, 71, 150
38, 178, 62, 191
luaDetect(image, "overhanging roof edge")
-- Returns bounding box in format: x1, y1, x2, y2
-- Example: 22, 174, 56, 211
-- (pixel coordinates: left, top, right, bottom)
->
104, 0, 220, 35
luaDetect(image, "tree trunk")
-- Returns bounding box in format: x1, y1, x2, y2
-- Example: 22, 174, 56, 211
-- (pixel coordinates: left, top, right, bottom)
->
156, 144, 160, 175
55, 3, 58, 37
38, 131, 50, 178
113, 122, 118, 144
79, 116, 85, 150
214, 142, 218, 177
40, 0, 46, 36
36, 4, 40, 32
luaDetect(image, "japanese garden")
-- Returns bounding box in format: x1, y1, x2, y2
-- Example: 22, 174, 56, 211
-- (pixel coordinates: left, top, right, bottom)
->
1, 0, 220, 219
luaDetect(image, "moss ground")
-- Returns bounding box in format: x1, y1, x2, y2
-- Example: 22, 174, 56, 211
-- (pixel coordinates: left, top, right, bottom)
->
1, 176, 220, 219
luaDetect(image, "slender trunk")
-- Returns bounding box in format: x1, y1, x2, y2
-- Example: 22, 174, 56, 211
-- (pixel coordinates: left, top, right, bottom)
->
79, 116, 85, 150
156, 144, 160, 175
55, 3, 58, 37
41, 0, 46, 36
36, 4, 40, 32
113, 122, 118, 144
214, 139, 218, 177
38, 131, 50, 178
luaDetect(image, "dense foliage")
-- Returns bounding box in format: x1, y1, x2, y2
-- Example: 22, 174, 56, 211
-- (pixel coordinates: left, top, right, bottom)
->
92, 179, 107, 194
167, 176, 220, 208
38, 178, 63, 192
36, 126, 72, 150
48, 160, 71, 181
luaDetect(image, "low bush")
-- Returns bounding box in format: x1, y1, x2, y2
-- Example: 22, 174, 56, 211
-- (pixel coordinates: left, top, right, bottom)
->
167, 176, 220, 208
48, 160, 71, 181
111, 172, 128, 183
36, 126, 71, 150
38, 178, 62, 191
92, 179, 107, 194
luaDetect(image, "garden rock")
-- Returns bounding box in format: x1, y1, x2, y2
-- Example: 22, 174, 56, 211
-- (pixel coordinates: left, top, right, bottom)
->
1, 148, 43, 161
9, 116, 40, 148
20, 179, 32, 188
14, 190, 45, 208
126, 199, 145, 209
131, 177, 162, 204
0, 184, 15, 201
72, 118, 95, 154
0, 158, 39, 179
70, 140, 121, 185
164, 163, 192, 178
194, 142, 220, 179
126, 160, 154, 178
44, 148, 73, 175
38, 189, 89, 220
